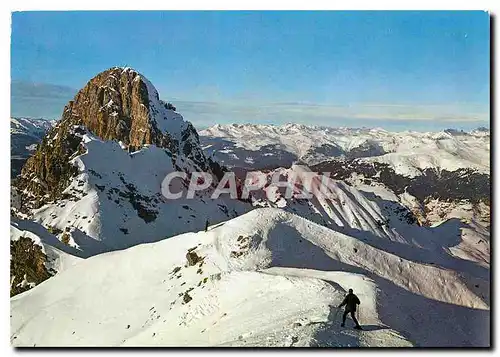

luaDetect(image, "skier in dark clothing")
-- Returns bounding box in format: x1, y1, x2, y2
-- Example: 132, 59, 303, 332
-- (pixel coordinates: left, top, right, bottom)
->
205, 219, 209, 232
338, 288, 362, 329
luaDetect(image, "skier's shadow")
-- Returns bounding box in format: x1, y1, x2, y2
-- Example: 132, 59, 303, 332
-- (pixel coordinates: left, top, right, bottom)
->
357, 324, 388, 331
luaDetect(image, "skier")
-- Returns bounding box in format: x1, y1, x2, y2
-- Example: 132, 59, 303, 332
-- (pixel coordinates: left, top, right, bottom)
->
205, 219, 209, 232
338, 288, 362, 329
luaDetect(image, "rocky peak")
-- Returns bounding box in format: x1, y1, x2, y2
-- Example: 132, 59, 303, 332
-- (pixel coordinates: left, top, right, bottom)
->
16, 67, 211, 207
60, 67, 170, 150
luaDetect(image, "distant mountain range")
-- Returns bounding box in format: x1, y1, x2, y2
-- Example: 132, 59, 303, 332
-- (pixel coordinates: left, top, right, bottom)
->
11, 117, 56, 177
200, 123, 490, 176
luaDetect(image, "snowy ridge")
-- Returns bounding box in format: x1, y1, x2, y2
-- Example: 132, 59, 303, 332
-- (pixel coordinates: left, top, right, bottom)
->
27, 128, 251, 256
11, 209, 488, 347
245, 164, 490, 275
138, 72, 189, 143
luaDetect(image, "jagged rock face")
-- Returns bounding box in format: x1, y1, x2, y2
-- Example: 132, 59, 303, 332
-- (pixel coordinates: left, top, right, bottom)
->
16, 67, 208, 207
18, 122, 82, 205
65, 69, 165, 148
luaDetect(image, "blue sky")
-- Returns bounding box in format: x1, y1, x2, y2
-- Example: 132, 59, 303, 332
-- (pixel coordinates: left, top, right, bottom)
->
11, 11, 490, 131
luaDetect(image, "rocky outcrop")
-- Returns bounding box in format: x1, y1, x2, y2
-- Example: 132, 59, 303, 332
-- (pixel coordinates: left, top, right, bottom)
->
16, 67, 210, 208
59, 68, 174, 150
10, 237, 53, 297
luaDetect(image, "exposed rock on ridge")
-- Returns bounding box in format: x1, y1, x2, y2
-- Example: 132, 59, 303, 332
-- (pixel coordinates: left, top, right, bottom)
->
16, 67, 208, 207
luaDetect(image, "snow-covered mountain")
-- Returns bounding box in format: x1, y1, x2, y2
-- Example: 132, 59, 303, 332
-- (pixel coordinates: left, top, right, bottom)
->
201, 123, 490, 233
11, 117, 55, 177
10, 67, 251, 296
11, 208, 489, 347
200, 123, 490, 177
11, 117, 55, 138
10, 68, 490, 347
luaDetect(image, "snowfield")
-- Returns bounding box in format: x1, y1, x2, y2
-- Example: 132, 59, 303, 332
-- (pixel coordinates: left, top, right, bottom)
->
11, 209, 489, 347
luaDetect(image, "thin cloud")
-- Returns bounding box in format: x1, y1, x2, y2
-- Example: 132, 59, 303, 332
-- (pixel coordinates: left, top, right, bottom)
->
174, 100, 489, 128
10, 81, 489, 129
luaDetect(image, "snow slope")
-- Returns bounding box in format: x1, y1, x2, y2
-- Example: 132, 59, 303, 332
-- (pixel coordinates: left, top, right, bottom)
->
135, 68, 206, 164
11, 209, 489, 347
200, 124, 490, 176
244, 165, 490, 267
27, 129, 251, 256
